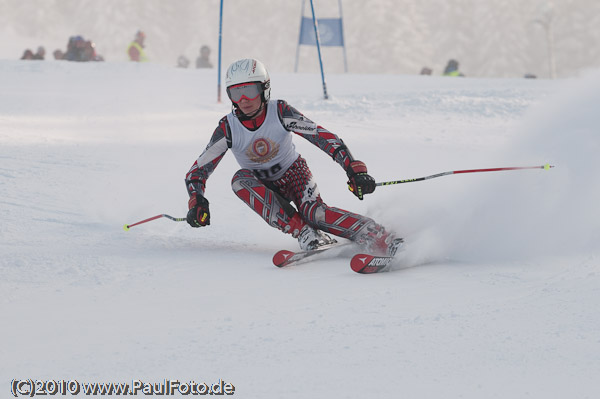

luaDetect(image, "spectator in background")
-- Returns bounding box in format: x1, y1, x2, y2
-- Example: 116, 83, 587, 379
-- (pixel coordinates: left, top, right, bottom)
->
33, 46, 46, 60
83, 40, 104, 61
64, 36, 85, 61
177, 55, 190, 68
61, 36, 104, 62
196, 45, 213, 68
128, 30, 148, 62
443, 59, 464, 77
20, 49, 34, 60
53, 49, 64, 60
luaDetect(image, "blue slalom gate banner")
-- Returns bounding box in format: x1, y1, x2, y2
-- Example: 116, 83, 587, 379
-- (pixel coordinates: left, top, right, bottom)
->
298, 17, 344, 47
295, 0, 348, 96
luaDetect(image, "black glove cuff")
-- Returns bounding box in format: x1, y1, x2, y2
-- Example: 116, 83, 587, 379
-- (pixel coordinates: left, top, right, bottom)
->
196, 194, 209, 208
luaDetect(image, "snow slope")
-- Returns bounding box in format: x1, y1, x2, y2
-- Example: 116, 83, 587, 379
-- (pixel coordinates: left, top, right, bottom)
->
1, 60, 599, 398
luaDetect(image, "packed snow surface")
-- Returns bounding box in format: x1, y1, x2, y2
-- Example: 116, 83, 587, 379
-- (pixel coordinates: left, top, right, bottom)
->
1, 61, 599, 398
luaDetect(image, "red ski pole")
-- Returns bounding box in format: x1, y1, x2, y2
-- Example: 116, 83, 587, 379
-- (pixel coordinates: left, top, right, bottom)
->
123, 214, 186, 231
376, 163, 554, 187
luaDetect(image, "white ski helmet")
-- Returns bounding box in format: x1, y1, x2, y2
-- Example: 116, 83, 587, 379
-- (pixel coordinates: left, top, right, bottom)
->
225, 58, 271, 102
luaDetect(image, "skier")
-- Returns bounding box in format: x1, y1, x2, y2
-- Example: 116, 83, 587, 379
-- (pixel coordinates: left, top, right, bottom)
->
185, 58, 402, 255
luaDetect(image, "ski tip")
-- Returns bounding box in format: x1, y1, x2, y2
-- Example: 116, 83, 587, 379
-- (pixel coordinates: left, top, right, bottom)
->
273, 250, 295, 268
350, 253, 394, 274
350, 254, 376, 273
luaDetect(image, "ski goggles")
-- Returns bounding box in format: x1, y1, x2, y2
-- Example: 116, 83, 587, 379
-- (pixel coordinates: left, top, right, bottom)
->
227, 82, 262, 103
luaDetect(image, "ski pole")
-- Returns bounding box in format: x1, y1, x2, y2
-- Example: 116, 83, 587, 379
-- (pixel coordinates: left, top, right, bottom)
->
376, 163, 554, 187
123, 214, 186, 231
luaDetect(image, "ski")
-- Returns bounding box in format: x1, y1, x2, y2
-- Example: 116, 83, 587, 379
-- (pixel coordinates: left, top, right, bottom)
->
273, 243, 351, 267
350, 253, 396, 274
350, 237, 405, 274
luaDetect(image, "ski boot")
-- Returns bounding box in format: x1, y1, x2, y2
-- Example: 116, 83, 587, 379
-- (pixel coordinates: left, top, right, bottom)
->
364, 225, 404, 256
297, 225, 337, 251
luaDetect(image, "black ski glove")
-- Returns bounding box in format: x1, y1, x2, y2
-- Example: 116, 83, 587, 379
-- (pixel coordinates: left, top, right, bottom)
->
187, 194, 210, 227
346, 160, 376, 200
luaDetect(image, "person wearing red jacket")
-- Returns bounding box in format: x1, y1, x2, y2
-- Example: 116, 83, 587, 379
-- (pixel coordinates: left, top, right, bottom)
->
185, 58, 402, 255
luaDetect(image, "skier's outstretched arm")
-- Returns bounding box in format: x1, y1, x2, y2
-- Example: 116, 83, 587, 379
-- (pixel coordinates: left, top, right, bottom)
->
276, 100, 353, 168
277, 100, 376, 200
185, 117, 230, 227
